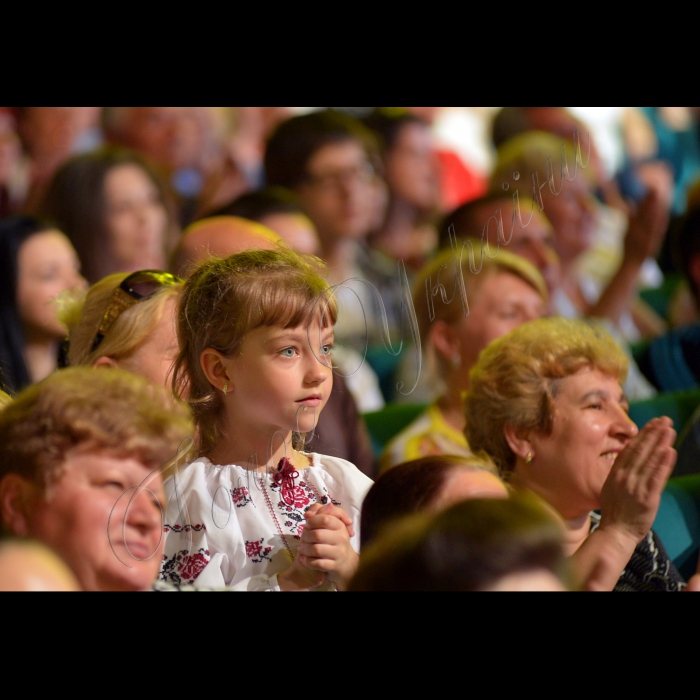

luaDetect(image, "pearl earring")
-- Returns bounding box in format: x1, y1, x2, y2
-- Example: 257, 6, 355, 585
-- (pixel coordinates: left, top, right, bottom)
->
222, 383, 228, 396
525, 452, 533, 464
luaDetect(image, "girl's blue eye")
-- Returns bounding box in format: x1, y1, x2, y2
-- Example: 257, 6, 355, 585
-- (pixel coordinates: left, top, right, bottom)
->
281, 347, 297, 358
320, 344, 333, 356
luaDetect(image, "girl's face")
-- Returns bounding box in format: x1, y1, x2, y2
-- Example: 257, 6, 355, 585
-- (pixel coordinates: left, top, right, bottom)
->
103, 163, 169, 273
16, 230, 86, 340
221, 315, 334, 441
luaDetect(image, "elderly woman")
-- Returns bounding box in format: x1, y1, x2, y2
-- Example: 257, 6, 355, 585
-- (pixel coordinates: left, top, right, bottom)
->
379, 239, 547, 472
59, 269, 183, 389
464, 316, 699, 592
0, 366, 193, 591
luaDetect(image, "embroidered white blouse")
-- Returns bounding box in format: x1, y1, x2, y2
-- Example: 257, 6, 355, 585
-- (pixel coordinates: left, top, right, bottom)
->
159, 452, 374, 591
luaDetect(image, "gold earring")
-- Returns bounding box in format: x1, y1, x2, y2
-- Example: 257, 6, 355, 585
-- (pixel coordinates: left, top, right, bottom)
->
222, 382, 228, 396
525, 452, 533, 464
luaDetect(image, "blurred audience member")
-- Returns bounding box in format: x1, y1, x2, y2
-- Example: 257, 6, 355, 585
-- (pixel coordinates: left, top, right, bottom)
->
362, 108, 441, 272
13, 107, 103, 212
438, 193, 560, 303
0, 109, 27, 218
0, 215, 85, 394
59, 270, 183, 390
640, 107, 700, 216
350, 493, 571, 592
38, 146, 179, 284
264, 109, 391, 349
382, 240, 546, 454
405, 107, 488, 211
361, 453, 507, 549
490, 131, 669, 345
103, 107, 248, 226
225, 107, 295, 190
0, 367, 193, 591
208, 186, 321, 255
169, 216, 281, 279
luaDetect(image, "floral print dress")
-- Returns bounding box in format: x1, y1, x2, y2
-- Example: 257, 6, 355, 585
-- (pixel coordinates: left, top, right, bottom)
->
159, 453, 373, 591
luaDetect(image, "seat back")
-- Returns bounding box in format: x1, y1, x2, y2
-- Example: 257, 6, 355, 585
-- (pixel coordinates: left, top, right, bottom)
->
362, 403, 427, 456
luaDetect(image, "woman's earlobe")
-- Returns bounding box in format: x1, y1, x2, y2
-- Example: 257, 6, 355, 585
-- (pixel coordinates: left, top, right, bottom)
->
503, 423, 534, 462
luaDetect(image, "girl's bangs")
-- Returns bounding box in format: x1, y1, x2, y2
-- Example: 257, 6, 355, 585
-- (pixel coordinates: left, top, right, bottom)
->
255, 280, 337, 331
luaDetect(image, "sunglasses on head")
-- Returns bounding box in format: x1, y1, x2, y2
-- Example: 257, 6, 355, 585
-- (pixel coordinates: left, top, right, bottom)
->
90, 270, 182, 353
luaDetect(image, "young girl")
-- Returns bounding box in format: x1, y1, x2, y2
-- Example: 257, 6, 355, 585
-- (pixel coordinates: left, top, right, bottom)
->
160, 246, 374, 591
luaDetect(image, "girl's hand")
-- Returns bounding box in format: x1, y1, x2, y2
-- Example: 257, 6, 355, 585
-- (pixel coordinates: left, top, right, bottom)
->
297, 504, 359, 590
276, 557, 327, 592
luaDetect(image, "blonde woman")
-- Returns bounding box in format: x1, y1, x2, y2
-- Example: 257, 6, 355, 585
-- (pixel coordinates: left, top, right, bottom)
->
59, 270, 182, 389
464, 316, 700, 592
378, 240, 547, 473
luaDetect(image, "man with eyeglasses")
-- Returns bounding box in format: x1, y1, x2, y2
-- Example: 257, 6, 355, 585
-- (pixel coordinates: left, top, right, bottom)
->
264, 110, 401, 412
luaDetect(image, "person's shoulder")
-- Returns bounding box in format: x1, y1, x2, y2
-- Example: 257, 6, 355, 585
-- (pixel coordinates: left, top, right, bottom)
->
378, 405, 436, 464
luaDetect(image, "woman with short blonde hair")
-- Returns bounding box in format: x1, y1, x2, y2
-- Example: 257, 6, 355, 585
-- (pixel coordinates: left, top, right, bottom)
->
378, 238, 547, 473
60, 270, 183, 389
464, 316, 694, 592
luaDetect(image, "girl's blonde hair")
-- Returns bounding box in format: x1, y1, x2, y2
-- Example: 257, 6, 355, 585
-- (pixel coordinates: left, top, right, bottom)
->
464, 317, 629, 479
172, 246, 338, 457
59, 272, 182, 368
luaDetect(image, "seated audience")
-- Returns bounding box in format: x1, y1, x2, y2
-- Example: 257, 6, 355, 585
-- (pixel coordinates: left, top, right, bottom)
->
362, 108, 441, 272
379, 240, 546, 471
361, 453, 507, 549
464, 316, 698, 591
169, 215, 280, 278
0, 215, 85, 394
350, 493, 572, 592
438, 193, 560, 303
0, 367, 193, 591
207, 186, 321, 255
13, 107, 104, 212
264, 109, 398, 350
38, 146, 179, 284
59, 269, 183, 389
490, 131, 669, 344
102, 107, 248, 227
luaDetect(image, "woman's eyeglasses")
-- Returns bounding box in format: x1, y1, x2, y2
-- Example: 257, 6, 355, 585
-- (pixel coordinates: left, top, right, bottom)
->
90, 270, 182, 352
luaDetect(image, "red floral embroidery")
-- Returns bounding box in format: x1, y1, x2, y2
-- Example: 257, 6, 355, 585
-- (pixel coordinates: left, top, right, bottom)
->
246, 541, 261, 558
160, 547, 210, 585
245, 538, 272, 563
289, 485, 310, 509
179, 552, 209, 581
231, 486, 253, 507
